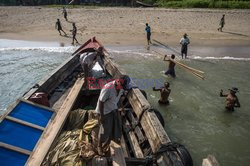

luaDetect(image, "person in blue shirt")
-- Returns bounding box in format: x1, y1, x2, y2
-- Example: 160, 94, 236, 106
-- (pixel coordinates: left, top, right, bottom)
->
145, 23, 152, 45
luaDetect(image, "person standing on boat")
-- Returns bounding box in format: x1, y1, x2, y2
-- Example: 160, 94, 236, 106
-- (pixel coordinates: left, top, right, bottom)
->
180, 33, 190, 59
220, 87, 240, 112
71, 23, 79, 45
145, 23, 152, 45
217, 14, 225, 32
55, 19, 67, 36
153, 82, 171, 105
164, 54, 176, 78
96, 75, 128, 155
62, 7, 68, 21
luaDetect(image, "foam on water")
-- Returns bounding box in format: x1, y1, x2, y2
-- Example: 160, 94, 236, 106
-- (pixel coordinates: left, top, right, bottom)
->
191, 55, 250, 61
0, 46, 77, 53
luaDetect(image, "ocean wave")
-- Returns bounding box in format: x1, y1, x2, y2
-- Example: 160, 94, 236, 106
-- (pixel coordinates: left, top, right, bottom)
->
109, 49, 154, 56
191, 56, 250, 61
0, 46, 77, 53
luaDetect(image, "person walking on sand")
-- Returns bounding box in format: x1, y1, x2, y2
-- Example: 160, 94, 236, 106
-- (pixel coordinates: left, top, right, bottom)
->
71, 23, 79, 45
180, 33, 190, 59
218, 14, 225, 32
220, 87, 240, 112
145, 23, 152, 45
153, 82, 171, 105
164, 54, 176, 78
62, 7, 68, 21
55, 19, 67, 36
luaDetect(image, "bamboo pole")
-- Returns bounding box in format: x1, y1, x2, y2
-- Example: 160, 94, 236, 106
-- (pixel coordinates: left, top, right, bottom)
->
154, 50, 205, 79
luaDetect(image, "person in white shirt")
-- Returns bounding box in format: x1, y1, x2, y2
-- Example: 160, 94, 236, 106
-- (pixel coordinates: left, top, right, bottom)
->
96, 75, 129, 155
180, 33, 190, 59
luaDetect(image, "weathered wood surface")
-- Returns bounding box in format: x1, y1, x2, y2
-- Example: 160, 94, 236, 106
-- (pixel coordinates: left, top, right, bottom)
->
5, 116, 45, 131
110, 141, 127, 166
202, 155, 220, 166
26, 77, 84, 166
126, 110, 146, 144
120, 135, 129, 158
104, 53, 183, 166
124, 119, 144, 158
23, 55, 79, 100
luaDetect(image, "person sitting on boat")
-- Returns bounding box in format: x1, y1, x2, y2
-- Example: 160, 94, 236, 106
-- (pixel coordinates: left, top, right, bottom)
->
164, 54, 176, 78
79, 46, 106, 79
220, 87, 240, 112
153, 82, 171, 105
95, 75, 128, 155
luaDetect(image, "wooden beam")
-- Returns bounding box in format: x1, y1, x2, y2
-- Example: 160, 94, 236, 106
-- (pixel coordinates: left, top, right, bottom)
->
5, 116, 44, 131
23, 55, 79, 99
110, 141, 126, 166
0, 142, 31, 156
124, 119, 144, 158
21, 99, 54, 112
26, 78, 85, 166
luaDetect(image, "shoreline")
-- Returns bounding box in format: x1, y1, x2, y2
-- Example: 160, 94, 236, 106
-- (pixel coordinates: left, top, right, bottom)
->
1, 7, 250, 47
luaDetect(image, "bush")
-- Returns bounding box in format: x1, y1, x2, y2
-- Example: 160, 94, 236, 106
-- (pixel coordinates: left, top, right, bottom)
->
156, 0, 250, 9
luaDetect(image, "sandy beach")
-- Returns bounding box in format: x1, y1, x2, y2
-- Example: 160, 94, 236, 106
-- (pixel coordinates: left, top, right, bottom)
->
0, 6, 250, 47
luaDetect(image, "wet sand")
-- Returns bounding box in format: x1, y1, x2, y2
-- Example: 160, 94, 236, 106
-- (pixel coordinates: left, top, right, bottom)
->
0, 7, 250, 47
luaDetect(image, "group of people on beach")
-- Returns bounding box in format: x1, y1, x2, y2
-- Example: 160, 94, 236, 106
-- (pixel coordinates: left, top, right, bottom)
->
147, 14, 240, 112
55, 7, 79, 45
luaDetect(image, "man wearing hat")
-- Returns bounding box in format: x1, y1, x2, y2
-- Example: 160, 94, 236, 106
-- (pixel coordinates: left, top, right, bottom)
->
220, 87, 241, 112
180, 33, 190, 59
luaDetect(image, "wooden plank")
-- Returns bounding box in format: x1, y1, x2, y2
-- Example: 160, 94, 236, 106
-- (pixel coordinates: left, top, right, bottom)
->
110, 141, 126, 166
124, 119, 144, 158
128, 88, 170, 151
126, 110, 146, 144
21, 99, 54, 112
0, 142, 31, 156
26, 78, 84, 166
120, 135, 129, 157
5, 116, 44, 131
23, 55, 79, 99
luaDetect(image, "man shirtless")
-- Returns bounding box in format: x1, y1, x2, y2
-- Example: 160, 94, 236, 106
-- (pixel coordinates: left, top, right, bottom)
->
220, 87, 240, 112
153, 82, 171, 105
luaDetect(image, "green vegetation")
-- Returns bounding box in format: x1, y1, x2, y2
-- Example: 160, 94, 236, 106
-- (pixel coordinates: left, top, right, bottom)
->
154, 0, 250, 9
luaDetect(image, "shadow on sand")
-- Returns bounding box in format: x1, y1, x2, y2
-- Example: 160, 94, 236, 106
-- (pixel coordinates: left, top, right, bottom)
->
222, 31, 249, 37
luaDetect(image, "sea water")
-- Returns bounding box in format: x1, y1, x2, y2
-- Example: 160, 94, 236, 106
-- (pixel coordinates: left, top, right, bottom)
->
0, 39, 250, 166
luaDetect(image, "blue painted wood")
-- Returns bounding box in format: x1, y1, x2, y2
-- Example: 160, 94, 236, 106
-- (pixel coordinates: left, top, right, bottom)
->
0, 119, 42, 151
9, 101, 53, 127
0, 147, 29, 166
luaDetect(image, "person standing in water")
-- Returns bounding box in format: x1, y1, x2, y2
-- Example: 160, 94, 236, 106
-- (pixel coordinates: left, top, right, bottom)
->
152, 82, 171, 105
145, 23, 152, 45
218, 14, 225, 32
71, 23, 79, 45
220, 87, 240, 112
164, 54, 176, 78
180, 33, 190, 59
55, 19, 67, 36
62, 7, 68, 21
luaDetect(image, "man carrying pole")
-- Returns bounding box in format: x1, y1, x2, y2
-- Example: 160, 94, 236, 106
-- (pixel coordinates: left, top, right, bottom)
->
163, 54, 176, 78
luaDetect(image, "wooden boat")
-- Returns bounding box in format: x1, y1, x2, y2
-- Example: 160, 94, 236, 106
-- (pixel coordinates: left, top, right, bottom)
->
0, 37, 192, 166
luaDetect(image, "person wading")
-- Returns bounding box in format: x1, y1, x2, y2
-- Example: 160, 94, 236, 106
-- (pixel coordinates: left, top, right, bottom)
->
180, 33, 190, 59
71, 23, 79, 45
218, 14, 225, 32
145, 23, 152, 45
153, 82, 171, 105
55, 19, 66, 36
164, 54, 176, 78
96, 75, 128, 155
220, 87, 240, 112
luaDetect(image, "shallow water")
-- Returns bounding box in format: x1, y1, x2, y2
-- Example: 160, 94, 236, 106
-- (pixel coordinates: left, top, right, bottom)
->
0, 39, 250, 165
